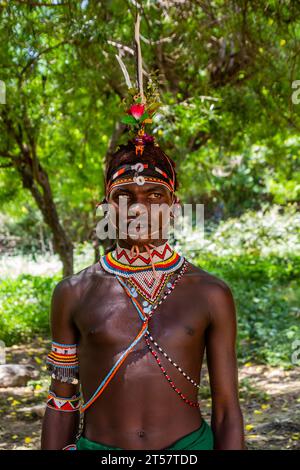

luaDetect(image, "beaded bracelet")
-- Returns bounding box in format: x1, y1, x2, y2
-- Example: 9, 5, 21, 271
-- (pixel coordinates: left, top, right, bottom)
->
46, 389, 81, 412
46, 341, 79, 384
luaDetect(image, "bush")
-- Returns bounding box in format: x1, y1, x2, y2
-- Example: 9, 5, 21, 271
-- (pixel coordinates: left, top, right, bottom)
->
0, 274, 60, 345
195, 253, 300, 367
175, 203, 300, 258
0, 239, 299, 367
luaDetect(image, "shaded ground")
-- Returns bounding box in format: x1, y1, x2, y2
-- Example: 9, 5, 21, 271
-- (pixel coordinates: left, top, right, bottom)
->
0, 339, 299, 450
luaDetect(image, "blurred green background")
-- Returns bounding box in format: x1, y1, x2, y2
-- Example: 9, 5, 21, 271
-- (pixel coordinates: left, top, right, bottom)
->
0, 0, 299, 368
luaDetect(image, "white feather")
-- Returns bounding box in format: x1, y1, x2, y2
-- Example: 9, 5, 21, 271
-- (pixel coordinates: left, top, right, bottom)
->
115, 54, 132, 89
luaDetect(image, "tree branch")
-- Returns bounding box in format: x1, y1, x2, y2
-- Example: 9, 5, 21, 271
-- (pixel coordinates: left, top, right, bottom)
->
0, 151, 17, 159
106, 120, 127, 164
20, 40, 70, 76
0, 162, 13, 168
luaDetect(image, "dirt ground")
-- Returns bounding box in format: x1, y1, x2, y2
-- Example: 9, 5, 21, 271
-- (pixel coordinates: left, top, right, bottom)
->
0, 339, 299, 450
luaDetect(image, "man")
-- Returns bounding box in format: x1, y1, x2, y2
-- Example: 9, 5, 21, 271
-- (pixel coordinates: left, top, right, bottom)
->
41, 141, 246, 450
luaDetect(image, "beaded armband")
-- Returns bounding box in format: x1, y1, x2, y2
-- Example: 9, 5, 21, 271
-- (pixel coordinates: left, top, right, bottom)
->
46, 341, 79, 384
46, 390, 81, 412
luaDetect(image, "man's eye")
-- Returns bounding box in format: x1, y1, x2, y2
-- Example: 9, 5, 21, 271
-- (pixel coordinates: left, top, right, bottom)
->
149, 193, 162, 199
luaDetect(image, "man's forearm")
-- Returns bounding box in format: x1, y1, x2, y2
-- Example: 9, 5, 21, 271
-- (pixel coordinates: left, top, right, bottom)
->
211, 411, 246, 450
41, 408, 80, 450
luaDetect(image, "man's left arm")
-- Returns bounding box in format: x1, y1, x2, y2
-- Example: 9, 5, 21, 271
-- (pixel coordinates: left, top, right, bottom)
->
205, 279, 247, 450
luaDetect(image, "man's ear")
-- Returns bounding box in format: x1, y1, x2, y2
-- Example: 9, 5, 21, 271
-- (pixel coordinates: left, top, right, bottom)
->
95, 197, 108, 217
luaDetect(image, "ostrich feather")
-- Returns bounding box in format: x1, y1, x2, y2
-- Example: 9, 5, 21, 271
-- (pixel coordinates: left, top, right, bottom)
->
134, 12, 145, 102
115, 54, 132, 89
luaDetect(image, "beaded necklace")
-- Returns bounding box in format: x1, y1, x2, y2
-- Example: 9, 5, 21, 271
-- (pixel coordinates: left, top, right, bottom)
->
100, 242, 185, 304
80, 245, 200, 413
116, 265, 200, 409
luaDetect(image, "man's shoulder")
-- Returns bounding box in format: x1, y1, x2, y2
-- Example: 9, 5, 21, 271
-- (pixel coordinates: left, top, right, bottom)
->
184, 259, 232, 297
53, 258, 111, 298
184, 259, 235, 323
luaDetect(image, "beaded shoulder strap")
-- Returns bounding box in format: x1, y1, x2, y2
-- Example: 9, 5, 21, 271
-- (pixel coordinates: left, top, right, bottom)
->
80, 261, 191, 413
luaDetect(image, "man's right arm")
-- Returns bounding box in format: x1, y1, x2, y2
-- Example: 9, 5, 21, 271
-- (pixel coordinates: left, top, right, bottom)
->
41, 278, 81, 450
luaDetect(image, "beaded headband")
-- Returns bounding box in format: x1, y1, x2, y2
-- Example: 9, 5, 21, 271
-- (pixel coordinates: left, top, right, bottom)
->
106, 162, 175, 197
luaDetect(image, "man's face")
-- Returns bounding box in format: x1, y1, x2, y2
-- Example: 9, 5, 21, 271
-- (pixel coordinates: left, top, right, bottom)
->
108, 182, 174, 246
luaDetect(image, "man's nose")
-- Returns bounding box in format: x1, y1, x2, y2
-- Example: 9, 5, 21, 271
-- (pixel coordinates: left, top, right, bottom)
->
128, 202, 148, 218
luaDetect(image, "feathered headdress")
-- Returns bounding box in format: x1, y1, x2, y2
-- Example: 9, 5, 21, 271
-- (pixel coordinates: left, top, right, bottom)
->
115, 13, 162, 155
101, 12, 177, 204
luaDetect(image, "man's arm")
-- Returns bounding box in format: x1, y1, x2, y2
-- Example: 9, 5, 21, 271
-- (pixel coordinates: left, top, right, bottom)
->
41, 278, 81, 450
205, 279, 246, 450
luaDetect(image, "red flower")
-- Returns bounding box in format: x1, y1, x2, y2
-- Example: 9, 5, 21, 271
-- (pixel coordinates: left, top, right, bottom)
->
128, 104, 145, 119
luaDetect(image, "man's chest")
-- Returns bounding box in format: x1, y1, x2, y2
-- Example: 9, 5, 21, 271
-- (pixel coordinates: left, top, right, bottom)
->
73, 275, 210, 354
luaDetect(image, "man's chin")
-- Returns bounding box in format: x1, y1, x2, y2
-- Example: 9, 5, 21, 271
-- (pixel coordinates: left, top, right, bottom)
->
119, 233, 161, 247
126, 235, 154, 246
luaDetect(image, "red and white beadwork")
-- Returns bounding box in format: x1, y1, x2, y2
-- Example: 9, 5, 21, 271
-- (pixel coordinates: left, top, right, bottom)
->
46, 341, 79, 384
46, 390, 81, 412
100, 242, 185, 303
116, 259, 201, 409
62, 444, 77, 450
115, 242, 173, 266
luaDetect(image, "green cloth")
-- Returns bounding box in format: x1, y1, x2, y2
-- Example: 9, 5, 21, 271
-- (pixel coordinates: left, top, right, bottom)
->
76, 418, 214, 450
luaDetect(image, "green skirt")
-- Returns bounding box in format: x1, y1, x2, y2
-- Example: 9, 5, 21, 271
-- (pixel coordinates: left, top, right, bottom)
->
76, 418, 214, 451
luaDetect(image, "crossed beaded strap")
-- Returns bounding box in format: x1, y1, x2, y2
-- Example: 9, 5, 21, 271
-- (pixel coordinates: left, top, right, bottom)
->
80, 316, 149, 413
80, 255, 183, 413
116, 262, 201, 408
80, 260, 200, 412
145, 333, 201, 389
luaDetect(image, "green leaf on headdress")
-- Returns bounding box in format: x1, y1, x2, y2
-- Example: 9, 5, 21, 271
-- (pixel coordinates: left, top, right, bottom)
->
128, 88, 136, 95
138, 112, 149, 121
121, 115, 137, 125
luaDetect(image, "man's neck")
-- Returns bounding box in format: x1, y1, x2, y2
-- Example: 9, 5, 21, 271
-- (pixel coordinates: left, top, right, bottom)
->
116, 239, 169, 253
113, 239, 173, 267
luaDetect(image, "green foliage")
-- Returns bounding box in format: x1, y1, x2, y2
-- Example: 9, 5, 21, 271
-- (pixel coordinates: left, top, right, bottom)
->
0, 248, 298, 367
0, 274, 59, 345
121, 115, 137, 125
195, 253, 300, 367
174, 205, 300, 367
176, 203, 300, 257
1, 0, 300, 249
0, 1, 299, 369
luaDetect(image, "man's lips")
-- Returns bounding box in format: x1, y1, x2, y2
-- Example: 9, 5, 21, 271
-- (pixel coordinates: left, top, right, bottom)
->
130, 225, 150, 232
126, 220, 151, 227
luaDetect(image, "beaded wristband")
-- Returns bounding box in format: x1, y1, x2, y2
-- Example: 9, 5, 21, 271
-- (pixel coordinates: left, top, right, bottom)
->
46, 341, 79, 384
46, 390, 81, 412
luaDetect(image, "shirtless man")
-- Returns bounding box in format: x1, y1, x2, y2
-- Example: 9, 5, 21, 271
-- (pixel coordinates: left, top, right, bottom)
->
41, 142, 246, 450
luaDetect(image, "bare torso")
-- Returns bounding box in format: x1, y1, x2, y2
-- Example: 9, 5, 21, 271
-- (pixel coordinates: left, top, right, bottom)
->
69, 259, 218, 450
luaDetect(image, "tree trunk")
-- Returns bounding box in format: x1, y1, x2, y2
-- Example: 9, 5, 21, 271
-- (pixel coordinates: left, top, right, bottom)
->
1, 108, 74, 277
16, 147, 74, 277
